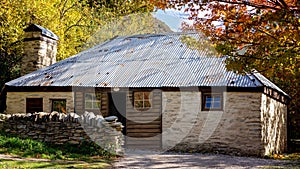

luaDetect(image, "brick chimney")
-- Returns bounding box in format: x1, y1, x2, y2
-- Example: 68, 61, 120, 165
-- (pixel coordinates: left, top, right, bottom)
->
22, 24, 59, 75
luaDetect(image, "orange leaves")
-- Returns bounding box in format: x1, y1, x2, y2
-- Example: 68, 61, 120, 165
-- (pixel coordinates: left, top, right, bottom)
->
237, 25, 243, 32
215, 27, 223, 35
150, 0, 168, 10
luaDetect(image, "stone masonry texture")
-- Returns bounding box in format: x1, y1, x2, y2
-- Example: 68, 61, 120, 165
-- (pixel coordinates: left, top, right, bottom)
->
261, 94, 287, 155
5, 90, 287, 156
6, 92, 74, 114
0, 111, 124, 155
162, 91, 287, 156
22, 31, 57, 75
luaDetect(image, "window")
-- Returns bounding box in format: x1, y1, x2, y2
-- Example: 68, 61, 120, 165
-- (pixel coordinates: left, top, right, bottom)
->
26, 98, 43, 113
202, 93, 223, 110
85, 93, 101, 109
134, 92, 152, 111
51, 99, 66, 113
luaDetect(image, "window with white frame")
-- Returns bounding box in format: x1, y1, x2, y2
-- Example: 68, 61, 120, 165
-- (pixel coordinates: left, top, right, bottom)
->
202, 93, 223, 110
85, 93, 101, 109
134, 92, 152, 111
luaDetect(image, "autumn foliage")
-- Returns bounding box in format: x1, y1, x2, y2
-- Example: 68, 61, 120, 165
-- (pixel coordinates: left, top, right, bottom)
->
152, 0, 300, 139
0, 0, 154, 111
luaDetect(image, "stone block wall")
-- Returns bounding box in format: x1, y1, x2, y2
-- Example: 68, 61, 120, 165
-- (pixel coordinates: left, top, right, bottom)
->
0, 111, 124, 154
162, 91, 266, 156
261, 94, 287, 155
22, 31, 57, 75
6, 92, 74, 114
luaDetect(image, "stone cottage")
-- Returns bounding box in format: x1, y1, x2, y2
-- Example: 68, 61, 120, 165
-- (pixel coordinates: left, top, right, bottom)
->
4, 24, 290, 156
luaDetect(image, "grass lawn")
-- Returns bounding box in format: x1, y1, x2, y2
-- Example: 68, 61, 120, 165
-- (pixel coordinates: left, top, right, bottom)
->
0, 133, 116, 168
0, 159, 111, 169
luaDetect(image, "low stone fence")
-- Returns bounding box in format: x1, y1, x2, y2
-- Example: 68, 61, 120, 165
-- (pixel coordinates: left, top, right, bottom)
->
0, 111, 124, 155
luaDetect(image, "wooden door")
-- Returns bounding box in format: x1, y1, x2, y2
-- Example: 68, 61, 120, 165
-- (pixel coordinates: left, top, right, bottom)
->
125, 90, 162, 150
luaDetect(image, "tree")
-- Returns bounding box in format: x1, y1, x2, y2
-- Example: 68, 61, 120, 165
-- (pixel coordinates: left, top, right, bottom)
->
83, 13, 172, 49
152, 0, 300, 138
0, 0, 155, 112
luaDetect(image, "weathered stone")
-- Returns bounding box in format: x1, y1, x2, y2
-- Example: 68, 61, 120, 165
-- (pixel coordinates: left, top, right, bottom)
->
0, 112, 124, 155
17, 125, 26, 129
162, 91, 287, 156
104, 116, 118, 122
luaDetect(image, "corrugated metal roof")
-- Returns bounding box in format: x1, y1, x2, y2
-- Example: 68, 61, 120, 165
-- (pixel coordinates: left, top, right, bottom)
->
5, 32, 288, 96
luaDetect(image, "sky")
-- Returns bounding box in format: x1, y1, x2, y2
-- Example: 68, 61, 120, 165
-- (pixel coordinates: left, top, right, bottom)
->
154, 8, 222, 32
153, 9, 192, 32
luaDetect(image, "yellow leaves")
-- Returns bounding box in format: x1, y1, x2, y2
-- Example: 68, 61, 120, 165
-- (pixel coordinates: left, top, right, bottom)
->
272, 154, 285, 159
1, 0, 155, 61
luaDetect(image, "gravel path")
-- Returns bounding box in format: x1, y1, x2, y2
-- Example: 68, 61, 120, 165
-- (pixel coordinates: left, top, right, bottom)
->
112, 151, 300, 169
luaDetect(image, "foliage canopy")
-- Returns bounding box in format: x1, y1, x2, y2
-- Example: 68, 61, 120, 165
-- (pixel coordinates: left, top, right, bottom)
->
0, 0, 156, 112
152, 0, 300, 137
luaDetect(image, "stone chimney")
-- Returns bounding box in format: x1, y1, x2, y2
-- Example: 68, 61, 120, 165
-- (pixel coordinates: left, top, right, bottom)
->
21, 24, 59, 75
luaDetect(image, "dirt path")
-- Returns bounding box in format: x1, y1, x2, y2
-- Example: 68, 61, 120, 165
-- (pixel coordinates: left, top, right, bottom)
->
1, 152, 299, 169
112, 151, 300, 169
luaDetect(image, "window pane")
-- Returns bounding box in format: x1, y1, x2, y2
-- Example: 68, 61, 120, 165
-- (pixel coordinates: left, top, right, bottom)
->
205, 102, 211, 109
206, 97, 212, 101
213, 102, 221, 109
203, 93, 223, 110
134, 92, 143, 100
134, 101, 143, 108
52, 100, 66, 113
134, 92, 152, 111
85, 93, 101, 109
144, 101, 151, 108
85, 101, 93, 109
144, 92, 151, 99
85, 93, 93, 101
214, 97, 221, 101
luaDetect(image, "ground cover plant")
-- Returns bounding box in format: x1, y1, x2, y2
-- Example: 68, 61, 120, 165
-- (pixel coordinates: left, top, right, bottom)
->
0, 132, 116, 162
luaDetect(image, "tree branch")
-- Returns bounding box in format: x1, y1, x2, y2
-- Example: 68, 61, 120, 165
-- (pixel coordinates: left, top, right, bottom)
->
215, 0, 280, 10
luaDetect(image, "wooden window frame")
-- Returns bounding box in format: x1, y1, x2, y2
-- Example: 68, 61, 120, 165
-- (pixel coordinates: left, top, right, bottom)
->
133, 91, 153, 111
202, 93, 223, 111
51, 99, 67, 113
85, 93, 101, 109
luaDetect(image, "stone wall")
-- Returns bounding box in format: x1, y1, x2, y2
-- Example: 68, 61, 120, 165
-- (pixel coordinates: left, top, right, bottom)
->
6, 92, 74, 114
0, 111, 124, 154
261, 94, 287, 155
162, 91, 266, 156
